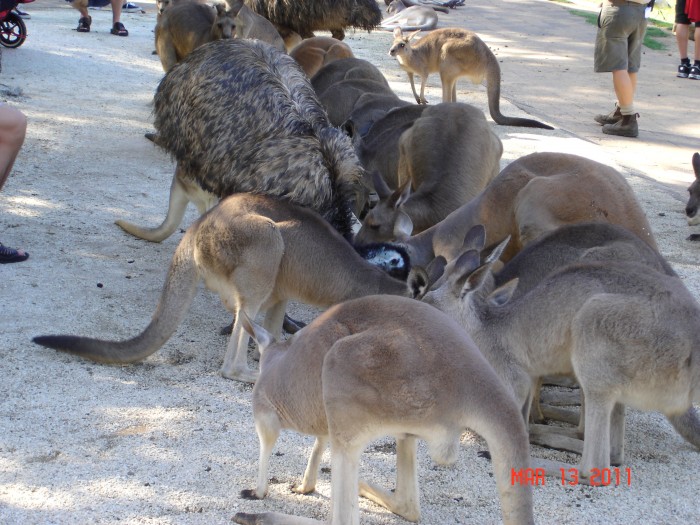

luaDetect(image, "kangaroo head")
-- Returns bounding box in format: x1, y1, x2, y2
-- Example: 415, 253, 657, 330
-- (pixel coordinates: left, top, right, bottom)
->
687, 152, 700, 225
389, 28, 421, 57
214, 4, 237, 39
355, 178, 413, 244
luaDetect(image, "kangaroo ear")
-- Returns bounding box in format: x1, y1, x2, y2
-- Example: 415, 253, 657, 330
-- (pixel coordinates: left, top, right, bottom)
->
389, 180, 411, 209
371, 170, 392, 200
693, 152, 700, 179
393, 27, 403, 38
487, 278, 518, 307
425, 255, 447, 287
214, 3, 226, 15
462, 225, 486, 253
407, 266, 429, 299
407, 29, 422, 41
461, 262, 490, 299
393, 210, 413, 241
484, 235, 511, 264
240, 312, 275, 353
225, 0, 243, 13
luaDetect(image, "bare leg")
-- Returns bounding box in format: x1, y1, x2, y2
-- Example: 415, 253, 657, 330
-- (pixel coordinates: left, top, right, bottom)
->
110, 0, 123, 26
676, 23, 690, 60
612, 70, 636, 108
0, 105, 27, 191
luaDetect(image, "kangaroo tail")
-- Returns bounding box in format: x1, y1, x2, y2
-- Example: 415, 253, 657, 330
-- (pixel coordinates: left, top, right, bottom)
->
484, 52, 553, 130
668, 407, 700, 449
33, 231, 201, 364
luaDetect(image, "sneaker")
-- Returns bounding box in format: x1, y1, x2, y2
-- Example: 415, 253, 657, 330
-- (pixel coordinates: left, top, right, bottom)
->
594, 104, 622, 126
122, 2, 141, 12
602, 113, 639, 138
690, 65, 700, 80
13, 7, 30, 19
678, 62, 691, 78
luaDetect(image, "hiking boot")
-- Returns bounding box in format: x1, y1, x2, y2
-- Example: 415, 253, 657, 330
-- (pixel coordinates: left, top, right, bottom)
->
594, 105, 622, 125
690, 65, 700, 80
678, 62, 691, 78
602, 113, 639, 138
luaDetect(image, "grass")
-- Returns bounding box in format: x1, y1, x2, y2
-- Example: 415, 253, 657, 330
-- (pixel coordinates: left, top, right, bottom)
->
555, 1, 672, 50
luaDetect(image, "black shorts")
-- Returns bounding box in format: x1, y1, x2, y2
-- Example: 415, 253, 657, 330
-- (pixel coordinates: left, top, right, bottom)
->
676, 0, 691, 25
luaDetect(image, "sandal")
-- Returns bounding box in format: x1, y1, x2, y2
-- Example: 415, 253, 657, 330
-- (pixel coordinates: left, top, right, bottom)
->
110, 22, 129, 37
76, 16, 91, 33
0, 242, 29, 264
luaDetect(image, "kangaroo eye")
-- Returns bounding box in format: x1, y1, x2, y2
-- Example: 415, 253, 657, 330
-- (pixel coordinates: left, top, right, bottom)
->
399, 43, 405, 48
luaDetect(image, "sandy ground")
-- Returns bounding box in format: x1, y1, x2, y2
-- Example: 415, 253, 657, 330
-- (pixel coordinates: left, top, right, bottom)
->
1, 0, 699, 524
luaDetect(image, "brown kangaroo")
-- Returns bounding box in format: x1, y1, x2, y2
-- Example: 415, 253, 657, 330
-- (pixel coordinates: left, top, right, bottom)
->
388, 27, 553, 129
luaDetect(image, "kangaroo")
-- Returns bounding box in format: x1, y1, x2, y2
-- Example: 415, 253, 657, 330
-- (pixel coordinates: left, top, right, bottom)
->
311, 57, 391, 100
388, 27, 553, 129
387, 0, 449, 14
356, 152, 659, 267
355, 102, 502, 239
420, 243, 700, 482
413, 222, 679, 445
380, 5, 440, 32
289, 36, 355, 78
225, 0, 287, 53
34, 194, 419, 384
154, 2, 236, 72
232, 295, 534, 525
348, 104, 428, 193
685, 152, 700, 228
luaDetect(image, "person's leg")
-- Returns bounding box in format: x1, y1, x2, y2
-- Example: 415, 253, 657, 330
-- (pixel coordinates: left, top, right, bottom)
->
69, 0, 92, 32
110, 0, 128, 35
612, 69, 635, 109
0, 105, 27, 192
691, 27, 700, 79
110, 0, 123, 26
676, 23, 690, 60
0, 105, 28, 263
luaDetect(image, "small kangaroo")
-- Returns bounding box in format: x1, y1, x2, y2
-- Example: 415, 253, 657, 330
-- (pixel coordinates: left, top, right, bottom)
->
34, 194, 417, 384
289, 36, 355, 78
358, 152, 659, 268
685, 152, 700, 228
155, 2, 236, 72
233, 295, 534, 525
388, 27, 553, 129
380, 5, 440, 32
225, 0, 287, 53
420, 242, 700, 481
355, 102, 502, 239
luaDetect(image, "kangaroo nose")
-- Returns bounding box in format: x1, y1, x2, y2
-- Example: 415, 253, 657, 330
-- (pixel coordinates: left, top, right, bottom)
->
686, 205, 697, 218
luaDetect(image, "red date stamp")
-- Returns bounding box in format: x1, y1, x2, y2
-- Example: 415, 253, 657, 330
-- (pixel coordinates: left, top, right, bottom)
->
511, 467, 632, 486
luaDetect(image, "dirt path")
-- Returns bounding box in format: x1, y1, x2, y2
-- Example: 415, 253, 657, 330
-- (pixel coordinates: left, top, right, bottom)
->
0, 1, 698, 524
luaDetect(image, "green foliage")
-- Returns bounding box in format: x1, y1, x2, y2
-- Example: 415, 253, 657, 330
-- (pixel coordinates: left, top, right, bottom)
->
567, 7, 670, 50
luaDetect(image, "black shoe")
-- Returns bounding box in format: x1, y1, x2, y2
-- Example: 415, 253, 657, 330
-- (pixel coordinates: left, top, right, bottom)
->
690, 65, 700, 80
602, 113, 639, 138
77, 15, 91, 32
594, 105, 622, 125
678, 62, 691, 78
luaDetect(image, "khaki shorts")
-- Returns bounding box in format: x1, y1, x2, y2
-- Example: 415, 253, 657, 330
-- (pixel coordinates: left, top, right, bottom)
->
594, 2, 647, 73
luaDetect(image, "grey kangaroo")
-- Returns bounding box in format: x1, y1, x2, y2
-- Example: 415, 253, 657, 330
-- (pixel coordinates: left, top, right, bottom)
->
420, 237, 700, 482
232, 295, 534, 525
355, 152, 658, 266
34, 194, 416, 384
